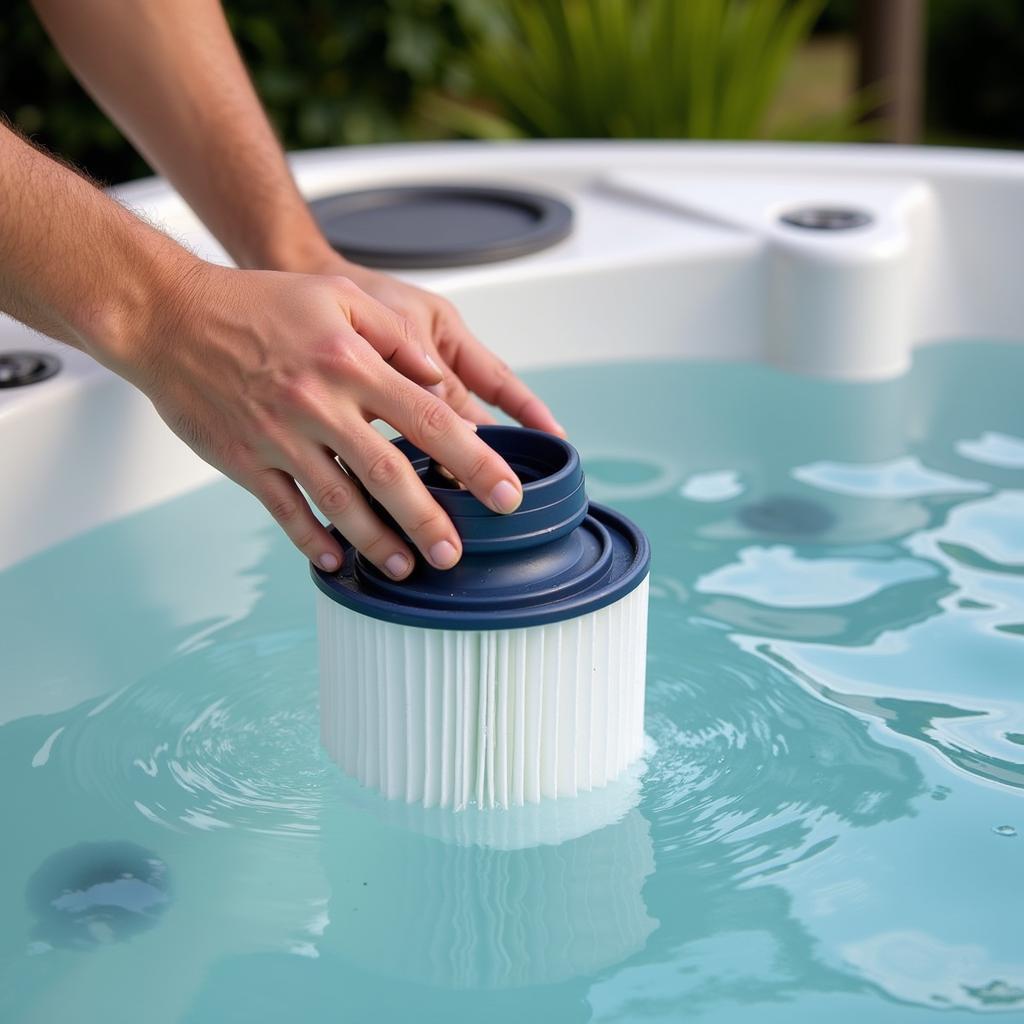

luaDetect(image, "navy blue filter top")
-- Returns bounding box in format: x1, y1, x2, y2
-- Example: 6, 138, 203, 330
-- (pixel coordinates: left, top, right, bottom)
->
311, 427, 650, 630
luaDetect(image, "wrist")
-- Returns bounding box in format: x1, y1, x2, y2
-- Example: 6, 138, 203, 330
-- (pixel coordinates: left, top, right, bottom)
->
263, 236, 344, 277
80, 236, 210, 383
238, 211, 341, 276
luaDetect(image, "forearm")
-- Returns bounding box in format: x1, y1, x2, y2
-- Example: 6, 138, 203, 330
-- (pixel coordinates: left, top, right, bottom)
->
0, 123, 195, 373
31, 0, 330, 272
28, 0, 564, 438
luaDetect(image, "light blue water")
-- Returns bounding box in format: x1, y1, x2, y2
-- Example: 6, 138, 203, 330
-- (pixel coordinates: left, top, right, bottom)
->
2, 340, 1023, 1023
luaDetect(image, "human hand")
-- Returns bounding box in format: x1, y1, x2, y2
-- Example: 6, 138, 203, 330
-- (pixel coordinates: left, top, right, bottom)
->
124, 262, 526, 578
298, 252, 565, 437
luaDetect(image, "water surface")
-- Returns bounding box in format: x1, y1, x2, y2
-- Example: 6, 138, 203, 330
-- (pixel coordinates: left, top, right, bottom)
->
1, 341, 1023, 1021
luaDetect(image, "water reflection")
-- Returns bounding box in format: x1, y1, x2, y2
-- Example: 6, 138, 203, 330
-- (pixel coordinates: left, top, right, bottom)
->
697, 545, 936, 608
842, 931, 1024, 1011
956, 431, 1024, 469
26, 842, 170, 951
792, 455, 989, 500
317, 791, 658, 989
759, 641, 1024, 793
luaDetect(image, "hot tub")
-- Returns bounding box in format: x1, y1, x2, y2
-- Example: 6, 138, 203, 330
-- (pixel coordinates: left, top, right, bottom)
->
2, 142, 1023, 1022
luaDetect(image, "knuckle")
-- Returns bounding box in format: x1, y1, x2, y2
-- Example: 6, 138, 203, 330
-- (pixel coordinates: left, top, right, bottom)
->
315, 479, 354, 518
408, 505, 449, 539
221, 436, 255, 471
433, 295, 458, 322
445, 373, 469, 403
265, 494, 300, 524
397, 315, 418, 350
293, 528, 319, 552
366, 449, 404, 489
314, 333, 370, 381
414, 396, 453, 443
493, 358, 513, 381
463, 449, 493, 486
358, 530, 392, 558
278, 376, 314, 413
515, 394, 539, 420
489, 366, 515, 405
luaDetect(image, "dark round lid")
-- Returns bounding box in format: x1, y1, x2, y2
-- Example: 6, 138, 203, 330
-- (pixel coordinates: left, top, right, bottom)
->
311, 427, 650, 630
309, 184, 573, 268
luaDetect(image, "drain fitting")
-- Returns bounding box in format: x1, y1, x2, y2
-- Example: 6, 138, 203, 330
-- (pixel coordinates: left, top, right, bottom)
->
0, 351, 61, 389
779, 207, 873, 231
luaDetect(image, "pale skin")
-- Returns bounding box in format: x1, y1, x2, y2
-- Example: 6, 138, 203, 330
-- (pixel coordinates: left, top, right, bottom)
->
2, 0, 564, 579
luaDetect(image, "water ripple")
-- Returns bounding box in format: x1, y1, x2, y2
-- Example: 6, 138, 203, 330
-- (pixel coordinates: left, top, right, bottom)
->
50, 629, 332, 836
640, 610, 925, 879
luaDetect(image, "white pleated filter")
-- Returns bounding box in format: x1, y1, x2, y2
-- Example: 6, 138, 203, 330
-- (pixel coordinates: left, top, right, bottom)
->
317, 576, 649, 811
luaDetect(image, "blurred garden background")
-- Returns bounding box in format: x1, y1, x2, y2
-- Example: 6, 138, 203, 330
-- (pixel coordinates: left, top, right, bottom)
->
1, 0, 1021, 185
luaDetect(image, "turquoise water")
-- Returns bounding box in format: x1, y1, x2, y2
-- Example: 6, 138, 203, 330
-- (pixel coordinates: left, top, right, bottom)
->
2, 340, 1023, 1022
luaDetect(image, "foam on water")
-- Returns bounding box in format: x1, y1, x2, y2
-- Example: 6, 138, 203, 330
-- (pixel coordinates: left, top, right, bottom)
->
1, 340, 1023, 1022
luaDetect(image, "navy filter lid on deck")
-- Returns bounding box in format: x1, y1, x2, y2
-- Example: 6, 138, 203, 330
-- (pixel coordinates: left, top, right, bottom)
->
311, 427, 650, 630
309, 184, 573, 269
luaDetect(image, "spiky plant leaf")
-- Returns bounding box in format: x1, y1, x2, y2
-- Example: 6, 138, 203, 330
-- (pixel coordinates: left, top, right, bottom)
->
434, 0, 867, 142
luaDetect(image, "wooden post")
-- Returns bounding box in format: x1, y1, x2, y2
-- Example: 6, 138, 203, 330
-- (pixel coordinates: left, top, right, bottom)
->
857, 0, 925, 143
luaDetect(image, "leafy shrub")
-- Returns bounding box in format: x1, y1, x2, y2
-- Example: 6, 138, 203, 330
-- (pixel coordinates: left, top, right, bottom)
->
428, 0, 866, 141
0, 0, 472, 183
3, 0, 1018, 187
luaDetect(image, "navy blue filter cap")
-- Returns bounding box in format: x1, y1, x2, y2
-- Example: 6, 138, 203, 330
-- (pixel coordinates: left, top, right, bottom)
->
311, 427, 650, 630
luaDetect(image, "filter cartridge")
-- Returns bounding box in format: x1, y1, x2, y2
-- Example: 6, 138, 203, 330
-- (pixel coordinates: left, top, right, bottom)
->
312, 427, 650, 810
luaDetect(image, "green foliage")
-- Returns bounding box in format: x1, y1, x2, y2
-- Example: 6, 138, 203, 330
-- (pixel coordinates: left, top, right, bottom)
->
228, 0, 472, 148
2, 0, 1019, 186
0, 0, 472, 184
432, 0, 865, 141
0, 10, 141, 182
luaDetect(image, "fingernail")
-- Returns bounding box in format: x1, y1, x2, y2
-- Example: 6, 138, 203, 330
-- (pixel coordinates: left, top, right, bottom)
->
384, 552, 411, 579
490, 479, 522, 514
427, 382, 446, 397
553, 421, 568, 437
424, 353, 443, 381
461, 417, 478, 431
319, 552, 340, 572
429, 539, 459, 569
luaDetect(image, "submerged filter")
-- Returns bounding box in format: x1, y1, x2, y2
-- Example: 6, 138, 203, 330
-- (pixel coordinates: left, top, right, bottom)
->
312, 427, 650, 811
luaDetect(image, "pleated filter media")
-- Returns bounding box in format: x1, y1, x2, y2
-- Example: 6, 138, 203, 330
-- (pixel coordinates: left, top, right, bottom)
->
312, 426, 651, 812
317, 576, 648, 810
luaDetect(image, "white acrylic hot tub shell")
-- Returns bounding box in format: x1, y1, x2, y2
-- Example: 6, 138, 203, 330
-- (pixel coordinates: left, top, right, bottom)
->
1, 140, 1022, 571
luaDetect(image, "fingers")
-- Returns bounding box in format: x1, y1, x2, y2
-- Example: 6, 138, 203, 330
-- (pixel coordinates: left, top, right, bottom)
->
425, 350, 499, 425
246, 467, 345, 572
290, 447, 418, 579
332, 277, 442, 388
370, 369, 524, 516
458, 393, 498, 426
444, 317, 565, 436
333, 424, 465, 570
